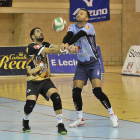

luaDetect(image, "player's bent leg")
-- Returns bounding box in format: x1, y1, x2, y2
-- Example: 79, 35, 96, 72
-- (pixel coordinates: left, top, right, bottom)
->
23, 95, 37, 132
69, 82, 85, 128
72, 87, 82, 111
92, 87, 111, 109
92, 87, 119, 127
50, 93, 67, 134
92, 79, 119, 127
48, 89, 67, 134
50, 92, 62, 111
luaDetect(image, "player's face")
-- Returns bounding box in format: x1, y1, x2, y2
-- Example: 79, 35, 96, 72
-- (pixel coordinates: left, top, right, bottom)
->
33, 29, 44, 42
76, 10, 89, 22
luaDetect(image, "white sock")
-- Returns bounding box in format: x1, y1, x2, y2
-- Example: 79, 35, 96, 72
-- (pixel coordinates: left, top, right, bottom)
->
23, 114, 29, 120
76, 110, 83, 119
56, 114, 63, 124
107, 107, 114, 116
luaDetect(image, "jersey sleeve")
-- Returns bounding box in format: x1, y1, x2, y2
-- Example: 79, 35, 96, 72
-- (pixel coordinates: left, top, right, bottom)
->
67, 24, 74, 33
81, 23, 95, 35
28, 43, 44, 56
42, 42, 52, 48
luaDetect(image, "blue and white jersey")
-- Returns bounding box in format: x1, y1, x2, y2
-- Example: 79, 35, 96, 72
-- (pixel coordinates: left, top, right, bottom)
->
68, 23, 99, 65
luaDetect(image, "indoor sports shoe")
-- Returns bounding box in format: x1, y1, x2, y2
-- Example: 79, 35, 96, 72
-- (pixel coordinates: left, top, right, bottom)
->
110, 114, 120, 127
69, 118, 85, 128
22, 119, 31, 132
57, 123, 67, 134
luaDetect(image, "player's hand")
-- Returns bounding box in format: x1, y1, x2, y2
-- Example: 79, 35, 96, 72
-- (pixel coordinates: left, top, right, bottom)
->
69, 45, 78, 54
61, 43, 69, 51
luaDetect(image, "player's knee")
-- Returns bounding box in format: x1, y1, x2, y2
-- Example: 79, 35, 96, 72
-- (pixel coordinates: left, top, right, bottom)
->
50, 93, 62, 111
72, 87, 82, 100
92, 87, 105, 100
24, 100, 36, 114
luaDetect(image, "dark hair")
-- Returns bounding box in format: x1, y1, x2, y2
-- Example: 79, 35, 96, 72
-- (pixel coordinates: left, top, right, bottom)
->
80, 8, 90, 19
30, 27, 41, 41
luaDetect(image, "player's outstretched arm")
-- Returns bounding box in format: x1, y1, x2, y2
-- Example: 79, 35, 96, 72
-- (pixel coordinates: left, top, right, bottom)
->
61, 31, 86, 52
41, 47, 60, 54
61, 31, 73, 51
49, 44, 61, 49
67, 30, 87, 45
41, 44, 69, 55
60, 43, 78, 54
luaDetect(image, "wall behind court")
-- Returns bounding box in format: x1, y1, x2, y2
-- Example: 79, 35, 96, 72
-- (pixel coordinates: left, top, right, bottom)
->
122, 0, 140, 62
0, 14, 14, 46
1, 0, 140, 65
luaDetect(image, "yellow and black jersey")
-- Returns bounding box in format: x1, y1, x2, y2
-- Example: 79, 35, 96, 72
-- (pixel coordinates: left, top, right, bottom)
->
26, 42, 51, 81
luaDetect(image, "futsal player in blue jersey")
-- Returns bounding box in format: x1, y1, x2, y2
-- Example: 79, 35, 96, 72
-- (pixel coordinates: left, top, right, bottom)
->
61, 9, 119, 128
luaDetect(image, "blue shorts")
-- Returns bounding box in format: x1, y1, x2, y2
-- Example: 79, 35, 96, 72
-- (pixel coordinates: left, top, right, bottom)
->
73, 60, 102, 85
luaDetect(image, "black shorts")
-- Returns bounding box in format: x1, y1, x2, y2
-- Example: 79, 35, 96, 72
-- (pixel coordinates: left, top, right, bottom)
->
26, 79, 56, 101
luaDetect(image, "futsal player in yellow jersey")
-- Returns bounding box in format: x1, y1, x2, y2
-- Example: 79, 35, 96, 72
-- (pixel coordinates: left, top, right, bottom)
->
22, 27, 77, 134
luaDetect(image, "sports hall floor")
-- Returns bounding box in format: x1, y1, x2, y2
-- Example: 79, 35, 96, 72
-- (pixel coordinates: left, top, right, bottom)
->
0, 66, 140, 140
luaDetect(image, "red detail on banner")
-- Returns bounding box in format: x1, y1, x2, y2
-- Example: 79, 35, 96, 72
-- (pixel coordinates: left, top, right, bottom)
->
126, 62, 133, 69
136, 70, 140, 74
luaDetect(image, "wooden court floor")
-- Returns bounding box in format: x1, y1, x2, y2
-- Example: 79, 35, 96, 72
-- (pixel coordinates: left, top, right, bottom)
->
0, 66, 140, 123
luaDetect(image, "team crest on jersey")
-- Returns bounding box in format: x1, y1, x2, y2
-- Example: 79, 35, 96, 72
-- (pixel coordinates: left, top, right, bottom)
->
34, 45, 41, 49
84, 25, 89, 29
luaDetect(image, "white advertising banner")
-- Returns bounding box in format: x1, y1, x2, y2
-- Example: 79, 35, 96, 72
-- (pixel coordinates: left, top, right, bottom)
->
122, 45, 140, 76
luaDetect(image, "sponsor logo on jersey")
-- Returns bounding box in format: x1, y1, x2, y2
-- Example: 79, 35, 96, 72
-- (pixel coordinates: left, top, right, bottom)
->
84, 25, 89, 29
77, 46, 80, 49
34, 45, 41, 49
77, 46, 81, 54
